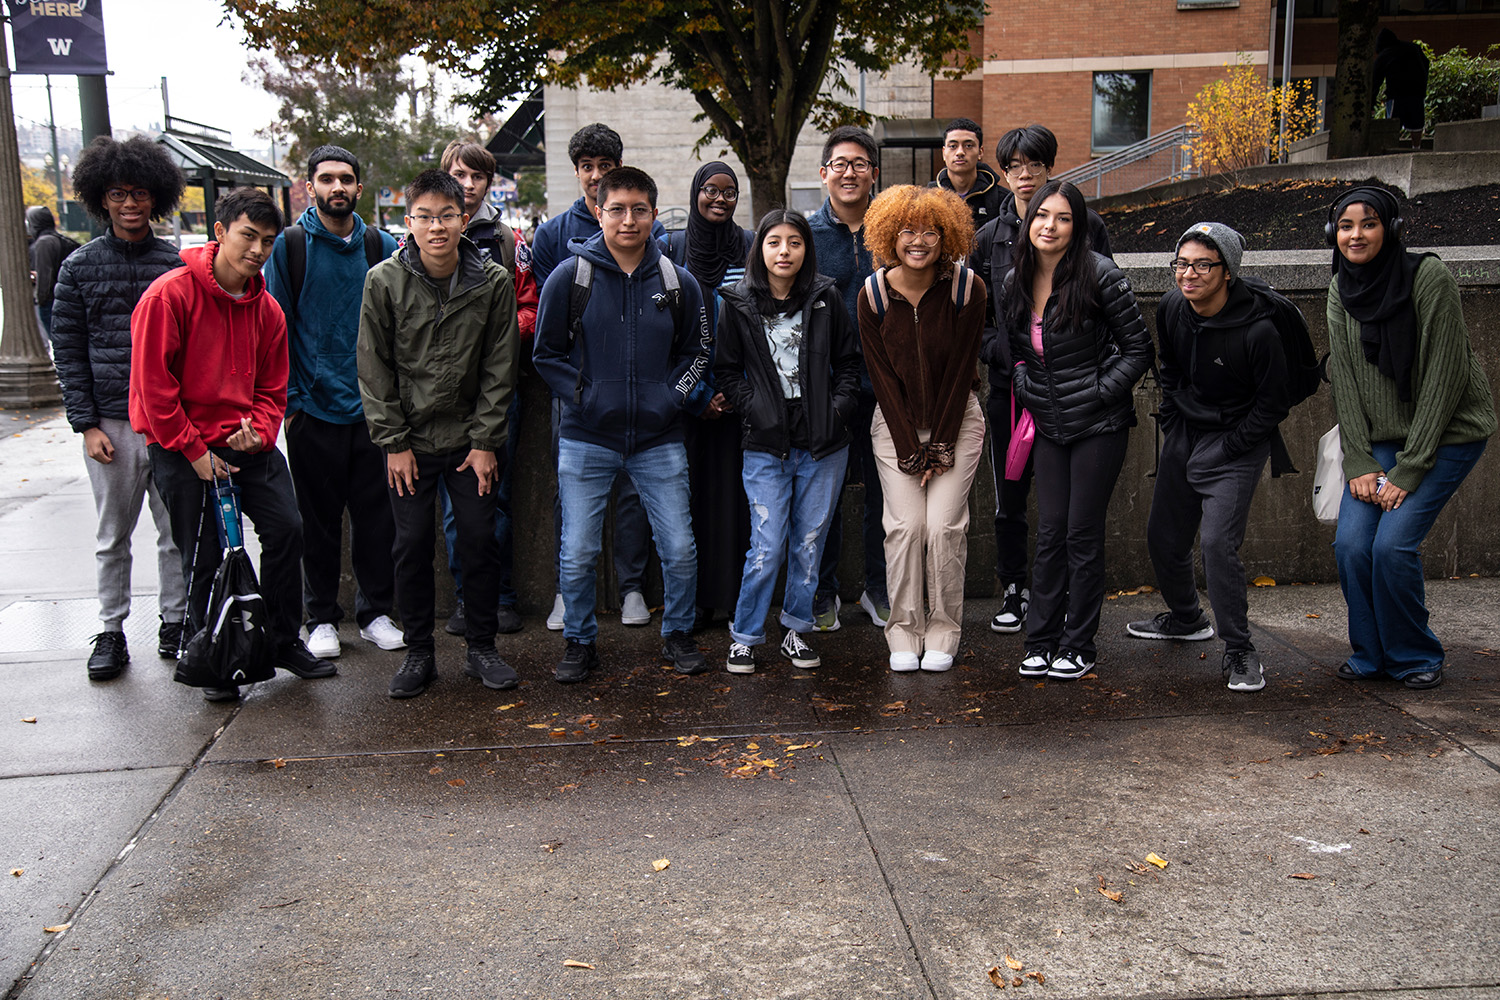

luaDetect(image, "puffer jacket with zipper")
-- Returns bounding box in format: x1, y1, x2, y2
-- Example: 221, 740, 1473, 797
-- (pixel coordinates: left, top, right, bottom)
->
1007, 252, 1153, 445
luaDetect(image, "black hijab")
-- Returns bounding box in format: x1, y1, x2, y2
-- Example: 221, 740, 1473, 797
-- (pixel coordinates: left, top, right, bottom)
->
1330, 185, 1432, 402
684, 161, 746, 290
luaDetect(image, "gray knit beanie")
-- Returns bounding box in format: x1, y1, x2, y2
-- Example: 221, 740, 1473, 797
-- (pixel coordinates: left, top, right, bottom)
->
1177, 222, 1246, 278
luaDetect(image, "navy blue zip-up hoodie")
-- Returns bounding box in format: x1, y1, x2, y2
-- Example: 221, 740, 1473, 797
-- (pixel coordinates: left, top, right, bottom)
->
532, 232, 710, 456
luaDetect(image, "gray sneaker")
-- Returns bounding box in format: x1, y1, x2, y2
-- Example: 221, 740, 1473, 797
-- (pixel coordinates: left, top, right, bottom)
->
1126, 610, 1214, 641
621, 591, 652, 626
1224, 649, 1265, 692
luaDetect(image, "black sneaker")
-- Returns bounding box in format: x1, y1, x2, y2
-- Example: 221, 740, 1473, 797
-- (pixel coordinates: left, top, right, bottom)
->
1018, 647, 1051, 678
86, 631, 129, 681
555, 639, 598, 684
1046, 649, 1095, 681
1126, 610, 1214, 641
202, 685, 240, 702
1224, 649, 1265, 692
495, 604, 523, 635
389, 649, 436, 698
990, 584, 1028, 633
158, 618, 186, 659
464, 645, 519, 690
725, 642, 756, 675
444, 600, 466, 636
779, 629, 820, 669
663, 631, 709, 675
278, 640, 338, 679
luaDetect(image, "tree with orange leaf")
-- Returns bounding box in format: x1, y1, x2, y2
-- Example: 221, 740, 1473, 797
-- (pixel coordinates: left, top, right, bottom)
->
1187, 56, 1320, 185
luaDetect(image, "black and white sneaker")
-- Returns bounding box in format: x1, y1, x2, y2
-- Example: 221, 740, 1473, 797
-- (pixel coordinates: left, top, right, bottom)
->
663, 631, 709, 675
1126, 610, 1215, 641
726, 642, 756, 675
1018, 647, 1051, 678
1224, 649, 1265, 692
1046, 649, 1095, 681
779, 629, 820, 669
990, 584, 1028, 633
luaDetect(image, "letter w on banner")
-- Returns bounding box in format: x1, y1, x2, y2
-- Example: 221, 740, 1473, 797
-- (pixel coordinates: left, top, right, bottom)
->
6, 0, 109, 75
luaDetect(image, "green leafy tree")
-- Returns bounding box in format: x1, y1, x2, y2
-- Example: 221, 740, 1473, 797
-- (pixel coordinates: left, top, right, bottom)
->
248, 53, 460, 221
223, 0, 985, 210
515, 170, 545, 215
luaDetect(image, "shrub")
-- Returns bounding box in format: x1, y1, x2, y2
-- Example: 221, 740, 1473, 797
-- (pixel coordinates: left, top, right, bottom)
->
1187, 56, 1320, 183
1418, 42, 1500, 130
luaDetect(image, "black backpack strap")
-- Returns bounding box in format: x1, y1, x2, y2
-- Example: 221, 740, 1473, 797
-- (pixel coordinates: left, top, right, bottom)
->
567, 259, 594, 404
362, 225, 384, 268
665, 230, 686, 266
951, 264, 972, 310
863, 268, 889, 321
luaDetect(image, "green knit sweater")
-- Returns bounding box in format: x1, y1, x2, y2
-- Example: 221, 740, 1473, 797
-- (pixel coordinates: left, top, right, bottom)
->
1326, 256, 1496, 492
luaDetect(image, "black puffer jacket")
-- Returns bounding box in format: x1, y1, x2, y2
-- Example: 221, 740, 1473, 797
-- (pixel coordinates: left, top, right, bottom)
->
1006, 252, 1153, 445
52, 233, 184, 431
714, 275, 861, 460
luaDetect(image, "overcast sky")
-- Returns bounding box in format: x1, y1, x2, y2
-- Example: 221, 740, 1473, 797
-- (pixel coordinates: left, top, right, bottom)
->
10, 0, 313, 146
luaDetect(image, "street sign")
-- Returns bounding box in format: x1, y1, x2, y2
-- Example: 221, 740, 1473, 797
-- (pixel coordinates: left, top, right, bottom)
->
6, 0, 109, 75
376, 186, 405, 208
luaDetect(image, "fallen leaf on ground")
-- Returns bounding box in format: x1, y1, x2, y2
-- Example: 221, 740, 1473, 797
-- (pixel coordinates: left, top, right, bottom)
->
1288, 872, 1317, 879
1097, 875, 1123, 902
1025, 970, 1045, 983
542, 841, 562, 853
268, 759, 286, 769
1252, 576, 1276, 586
986, 965, 1007, 988
1145, 852, 1168, 868
21, 717, 36, 724
526, 723, 551, 729
1013, 977, 1024, 987
1305, 613, 1321, 618
1004, 954, 1024, 971
447, 778, 466, 787
745, 741, 759, 750
494, 702, 521, 711
676, 734, 718, 747
652, 858, 670, 872
43, 924, 69, 933
428, 766, 442, 775
10, 869, 22, 877
562, 959, 594, 969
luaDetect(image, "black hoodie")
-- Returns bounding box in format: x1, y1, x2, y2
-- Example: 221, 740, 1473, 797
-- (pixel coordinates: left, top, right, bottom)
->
1156, 278, 1291, 460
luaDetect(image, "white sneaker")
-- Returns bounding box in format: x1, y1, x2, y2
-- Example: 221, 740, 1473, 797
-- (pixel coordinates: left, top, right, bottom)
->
359, 615, 407, 651
306, 623, 340, 659
621, 591, 651, 626
546, 593, 566, 631
920, 650, 953, 672
889, 651, 920, 672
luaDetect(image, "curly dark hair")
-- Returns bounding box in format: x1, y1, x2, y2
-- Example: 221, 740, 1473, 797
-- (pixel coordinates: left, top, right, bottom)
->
71, 136, 186, 223
567, 123, 623, 165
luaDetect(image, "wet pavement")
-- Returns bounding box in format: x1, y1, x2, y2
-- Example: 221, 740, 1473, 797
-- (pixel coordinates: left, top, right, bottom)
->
2, 412, 1498, 999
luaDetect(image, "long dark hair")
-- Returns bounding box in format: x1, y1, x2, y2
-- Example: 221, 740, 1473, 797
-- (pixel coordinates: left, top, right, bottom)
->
1003, 179, 1098, 338
743, 209, 818, 315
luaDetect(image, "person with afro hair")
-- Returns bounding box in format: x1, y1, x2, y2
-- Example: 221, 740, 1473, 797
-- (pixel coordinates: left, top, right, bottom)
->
50, 136, 190, 682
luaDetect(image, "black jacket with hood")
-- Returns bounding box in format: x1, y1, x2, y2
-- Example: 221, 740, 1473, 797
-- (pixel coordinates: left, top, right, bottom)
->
1006, 252, 1154, 445
1155, 278, 1291, 461
932, 162, 1005, 229
713, 275, 861, 461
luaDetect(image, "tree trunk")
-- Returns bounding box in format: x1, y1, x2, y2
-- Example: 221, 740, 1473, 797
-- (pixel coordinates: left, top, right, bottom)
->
745, 155, 790, 219
1328, 0, 1381, 159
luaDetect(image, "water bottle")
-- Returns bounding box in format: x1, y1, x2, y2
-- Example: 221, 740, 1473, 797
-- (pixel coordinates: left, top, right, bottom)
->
216, 479, 243, 549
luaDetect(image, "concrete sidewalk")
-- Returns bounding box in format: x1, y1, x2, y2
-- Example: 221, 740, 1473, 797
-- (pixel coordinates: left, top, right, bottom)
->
2, 413, 1497, 1000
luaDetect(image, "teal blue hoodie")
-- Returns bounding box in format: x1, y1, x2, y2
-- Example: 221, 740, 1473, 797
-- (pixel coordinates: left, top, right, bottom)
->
264, 207, 399, 424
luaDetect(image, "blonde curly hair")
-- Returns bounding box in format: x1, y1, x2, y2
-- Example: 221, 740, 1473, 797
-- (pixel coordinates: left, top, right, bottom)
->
862, 185, 975, 273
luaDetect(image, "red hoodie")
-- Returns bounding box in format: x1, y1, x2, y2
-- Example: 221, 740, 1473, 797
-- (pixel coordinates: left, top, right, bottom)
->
129, 243, 288, 463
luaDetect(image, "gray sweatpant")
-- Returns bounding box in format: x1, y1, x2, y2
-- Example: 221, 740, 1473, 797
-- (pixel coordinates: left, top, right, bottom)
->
1145, 427, 1270, 652
84, 417, 187, 630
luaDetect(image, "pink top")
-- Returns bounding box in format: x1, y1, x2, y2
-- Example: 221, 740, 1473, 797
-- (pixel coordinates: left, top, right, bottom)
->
1029, 312, 1045, 362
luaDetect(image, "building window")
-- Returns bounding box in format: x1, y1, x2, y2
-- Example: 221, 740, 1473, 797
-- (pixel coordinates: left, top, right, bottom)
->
1092, 72, 1152, 152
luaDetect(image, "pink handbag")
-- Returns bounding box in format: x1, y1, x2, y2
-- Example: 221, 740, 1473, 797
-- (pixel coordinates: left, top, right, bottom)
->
1005, 392, 1034, 481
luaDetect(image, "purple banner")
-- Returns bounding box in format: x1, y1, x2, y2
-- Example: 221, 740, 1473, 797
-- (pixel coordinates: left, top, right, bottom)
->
7, 0, 109, 75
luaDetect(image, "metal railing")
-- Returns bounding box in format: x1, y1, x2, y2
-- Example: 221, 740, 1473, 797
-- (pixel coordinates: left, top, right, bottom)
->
1055, 125, 1202, 199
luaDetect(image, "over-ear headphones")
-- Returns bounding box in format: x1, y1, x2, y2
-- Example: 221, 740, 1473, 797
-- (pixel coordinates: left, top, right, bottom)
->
1326, 186, 1403, 246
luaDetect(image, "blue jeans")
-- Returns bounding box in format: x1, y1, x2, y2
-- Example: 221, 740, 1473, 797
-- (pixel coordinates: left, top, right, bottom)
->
1334, 439, 1485, 679
730, 446, 849, 646
557, 438, 696, 642
440, 394, 521, 607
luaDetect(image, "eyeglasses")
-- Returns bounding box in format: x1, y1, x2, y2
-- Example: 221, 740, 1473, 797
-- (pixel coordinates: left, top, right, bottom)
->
601, 205, 655, 220
823, 157, 874, 176
408, 212, 464, 228
701, 184, 737, 203
105, 187, 152, 203
1168, 258, 1226, 275
1002, 161, 1047, 176
899, 229, 941, 246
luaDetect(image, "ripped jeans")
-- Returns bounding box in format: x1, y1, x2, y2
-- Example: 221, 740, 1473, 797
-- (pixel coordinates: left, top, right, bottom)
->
730, 445, 849, 646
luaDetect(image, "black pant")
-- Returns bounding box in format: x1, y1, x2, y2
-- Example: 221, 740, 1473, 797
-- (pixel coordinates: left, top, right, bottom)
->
284, 412, 396, 629
1146, 428, 1270, 652
1027, 428, 1129, 660
390, 449, 501, 651
817, 388, 887, 599
985, 386, 1034, 588
149, 444, 304, 647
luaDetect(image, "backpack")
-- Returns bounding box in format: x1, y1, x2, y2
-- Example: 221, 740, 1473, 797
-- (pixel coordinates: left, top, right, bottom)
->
52, 231, 82, 261
862, 264, 975, 320
565, 255, 684, 404
1239, 274, 1327, 409
283, 223, 385, 322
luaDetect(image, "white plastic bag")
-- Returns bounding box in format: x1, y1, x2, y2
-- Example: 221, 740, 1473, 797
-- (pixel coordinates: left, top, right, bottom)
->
1312, 424, 1343, 525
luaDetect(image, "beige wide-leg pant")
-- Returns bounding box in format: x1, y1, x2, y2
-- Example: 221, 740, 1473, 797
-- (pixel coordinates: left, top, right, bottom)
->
871, 393, 986, 656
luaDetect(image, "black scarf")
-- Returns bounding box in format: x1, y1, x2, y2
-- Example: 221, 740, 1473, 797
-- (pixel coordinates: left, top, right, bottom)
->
1330, 185, 1431, 402
683, 161, 745, 290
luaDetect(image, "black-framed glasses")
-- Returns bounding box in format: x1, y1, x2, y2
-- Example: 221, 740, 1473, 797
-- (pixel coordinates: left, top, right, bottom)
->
105, 187, 152, 203
823, 157, 873, 175
1168, 258, 1227, 275
1002, 160, 1047, 176
899, 229, 941, 246
701, 184, 737, 203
